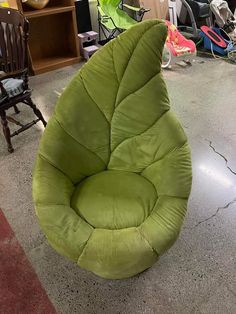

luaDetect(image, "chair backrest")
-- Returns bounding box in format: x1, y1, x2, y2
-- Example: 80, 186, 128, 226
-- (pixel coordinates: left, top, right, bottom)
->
98, 0, 121, 9
36, 20, 170, 184
0, 8, 29, 73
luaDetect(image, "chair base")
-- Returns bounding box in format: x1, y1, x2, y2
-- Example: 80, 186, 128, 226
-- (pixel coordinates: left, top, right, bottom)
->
0, 97, 47, 153
0, 110, 14, 153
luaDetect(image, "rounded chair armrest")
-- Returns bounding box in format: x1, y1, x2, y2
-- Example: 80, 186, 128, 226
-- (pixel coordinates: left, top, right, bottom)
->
122, 3, 150, 15
33, 155, 94, 261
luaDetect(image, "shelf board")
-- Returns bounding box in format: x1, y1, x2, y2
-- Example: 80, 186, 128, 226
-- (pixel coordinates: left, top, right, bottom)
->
31, 56, 81, 75
24, 5, 74, 18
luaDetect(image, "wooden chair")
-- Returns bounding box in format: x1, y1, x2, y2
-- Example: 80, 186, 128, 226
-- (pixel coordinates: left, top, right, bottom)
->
0, 7, 46, 153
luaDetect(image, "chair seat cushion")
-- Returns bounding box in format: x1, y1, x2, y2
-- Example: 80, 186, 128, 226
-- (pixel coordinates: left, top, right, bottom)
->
71, 170, 157, 229
1, 78, 24, 98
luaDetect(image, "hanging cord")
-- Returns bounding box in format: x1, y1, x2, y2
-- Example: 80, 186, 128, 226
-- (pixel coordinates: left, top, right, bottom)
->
196, 38, 203, 47
206, 27, 236, 63
219, 27, 236, 62
199, 49, 229, 60
219, 27, 236, 44
196, 29, 229, 60
210, 41, 236, 62
210, 41, 224, 59
228, 50, 236, 62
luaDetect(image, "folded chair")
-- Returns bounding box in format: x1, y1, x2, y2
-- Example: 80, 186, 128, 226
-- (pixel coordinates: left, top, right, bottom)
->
97, 0, 149, 42
33, 20, 192, 280
210, 0, 236, 33
177, 0, 212, 40
0, 8, 47, 153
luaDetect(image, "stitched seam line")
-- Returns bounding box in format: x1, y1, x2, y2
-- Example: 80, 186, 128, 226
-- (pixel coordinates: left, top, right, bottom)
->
54, 116, 106, 167
115, 71, 161, 111
38, 153, 75, 182
44, 229, 81, 261
80, 73, 111, 125
77, 228, 95, 264
157, 195, 188, 200
42, 218, 94, 231
137, 228, 159, 257
141, 141, 189, 174
60, 192, 187, 232
110, 109, 169, 154
110, 22, 165, 152
112, 40, 119, 84
114, 23, 161, 107
44, 225, 94, 261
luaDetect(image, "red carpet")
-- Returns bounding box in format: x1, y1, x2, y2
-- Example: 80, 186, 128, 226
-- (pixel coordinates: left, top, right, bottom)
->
0, 209, 57, 313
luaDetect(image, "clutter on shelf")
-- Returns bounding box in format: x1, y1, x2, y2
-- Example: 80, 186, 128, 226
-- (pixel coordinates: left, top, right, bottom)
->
21, 0, 49, 9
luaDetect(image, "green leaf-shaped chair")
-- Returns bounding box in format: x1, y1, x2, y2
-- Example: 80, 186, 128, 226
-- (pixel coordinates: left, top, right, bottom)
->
33, 20, 192, 279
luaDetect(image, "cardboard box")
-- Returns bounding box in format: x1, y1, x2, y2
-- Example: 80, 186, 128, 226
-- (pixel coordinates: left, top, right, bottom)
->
139, 0, 169, 20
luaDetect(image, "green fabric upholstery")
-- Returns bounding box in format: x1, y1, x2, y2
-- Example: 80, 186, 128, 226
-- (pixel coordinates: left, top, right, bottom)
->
98, 0, 137, 30
33, 20, 192, 279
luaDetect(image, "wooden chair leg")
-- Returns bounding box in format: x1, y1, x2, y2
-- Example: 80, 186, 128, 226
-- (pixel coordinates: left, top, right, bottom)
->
25, 98, 47, 127
14, 105, 20, 114
0, 111, 14, 153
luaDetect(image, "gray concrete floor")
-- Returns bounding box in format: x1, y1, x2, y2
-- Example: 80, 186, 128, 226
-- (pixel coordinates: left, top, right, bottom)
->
0, 59, 236, 314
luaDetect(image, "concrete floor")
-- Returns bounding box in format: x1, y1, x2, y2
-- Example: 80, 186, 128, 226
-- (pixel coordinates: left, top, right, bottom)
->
0, 59, 236, 313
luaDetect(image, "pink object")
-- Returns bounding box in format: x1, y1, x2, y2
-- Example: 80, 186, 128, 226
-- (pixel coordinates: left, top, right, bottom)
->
165, 20, 196, 57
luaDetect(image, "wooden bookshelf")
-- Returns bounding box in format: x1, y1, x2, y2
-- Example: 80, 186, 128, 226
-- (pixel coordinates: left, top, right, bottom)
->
8, 0, 81, 75
24, 5, 74, 18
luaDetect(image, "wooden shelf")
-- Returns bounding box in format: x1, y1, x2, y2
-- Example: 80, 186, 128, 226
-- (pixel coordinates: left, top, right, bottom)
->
32, 56, 81, 75
24, 5, 74, 19
8, 0, 81, 75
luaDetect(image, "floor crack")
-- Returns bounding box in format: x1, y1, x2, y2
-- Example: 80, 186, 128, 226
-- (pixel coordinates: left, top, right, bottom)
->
194, 140, 236, 228
195, 196, 236, 227
206, 139, 236, 175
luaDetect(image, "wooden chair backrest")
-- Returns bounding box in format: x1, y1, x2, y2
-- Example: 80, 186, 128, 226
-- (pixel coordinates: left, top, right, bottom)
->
0, 7, 29, 73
